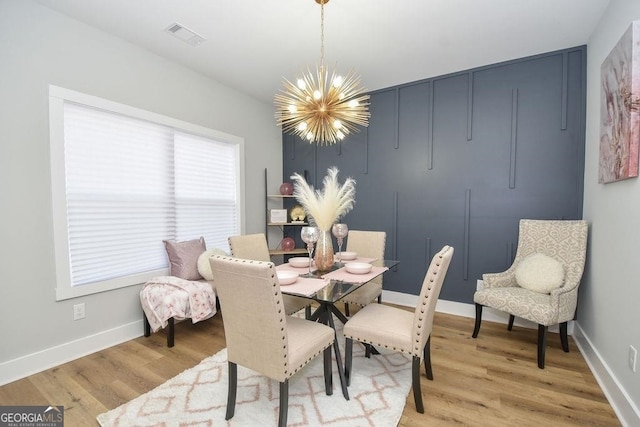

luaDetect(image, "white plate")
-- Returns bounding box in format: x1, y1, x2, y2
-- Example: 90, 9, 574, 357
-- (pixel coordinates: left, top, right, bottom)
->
276, 270, 298, 285
337, 251, 357, 260
345, 262, 372, 274
289, 257, 312, 268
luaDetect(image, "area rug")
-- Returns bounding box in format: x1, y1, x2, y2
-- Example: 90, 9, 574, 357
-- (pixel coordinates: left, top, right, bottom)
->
97, 322, 412, 426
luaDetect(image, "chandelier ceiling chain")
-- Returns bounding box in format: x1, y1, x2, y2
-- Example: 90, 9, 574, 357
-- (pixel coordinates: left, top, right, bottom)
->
274, 0, 370, 146
320, 0, 324, 64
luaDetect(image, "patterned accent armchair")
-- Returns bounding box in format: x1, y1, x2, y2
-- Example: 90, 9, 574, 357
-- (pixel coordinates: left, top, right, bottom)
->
472, 219, 588, 368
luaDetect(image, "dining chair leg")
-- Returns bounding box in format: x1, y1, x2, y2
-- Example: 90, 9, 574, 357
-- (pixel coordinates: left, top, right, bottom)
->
423, 335, 433, 380
344, 302, 350, 317
472, 303, 483, 338
345, 338, 353, 386
305, 305, 311, 320
167, 317, 175, 347
278, 380, 289, 427
225, 362, 237, 420
559, 322, 569, 352
365, 343, 372, 358
412, 356, 424, 413
377, 294, 382, 303
537, 324, 548, 369
323, 346, 333, 395
508, 314, 515, 331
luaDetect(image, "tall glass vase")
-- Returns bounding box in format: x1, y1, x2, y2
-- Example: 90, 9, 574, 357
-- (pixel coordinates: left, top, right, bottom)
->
314, 229, 335, 272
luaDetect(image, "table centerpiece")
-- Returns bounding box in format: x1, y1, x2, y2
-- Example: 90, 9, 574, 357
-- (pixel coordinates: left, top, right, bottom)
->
290, 167, 356, 271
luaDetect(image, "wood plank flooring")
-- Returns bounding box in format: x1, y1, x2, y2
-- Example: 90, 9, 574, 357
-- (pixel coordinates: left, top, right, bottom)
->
0, 309, 620, 426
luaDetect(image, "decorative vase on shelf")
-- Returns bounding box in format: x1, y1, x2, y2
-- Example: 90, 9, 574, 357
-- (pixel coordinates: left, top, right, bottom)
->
314, 229, 335, 272
279, 182, 294, 195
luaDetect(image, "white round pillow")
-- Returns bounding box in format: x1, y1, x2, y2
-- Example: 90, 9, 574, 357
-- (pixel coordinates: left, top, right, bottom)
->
197, 248, 228, 280
515, 253, 565, 294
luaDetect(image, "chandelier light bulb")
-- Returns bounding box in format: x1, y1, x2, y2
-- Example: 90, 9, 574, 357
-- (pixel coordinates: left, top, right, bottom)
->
298, 122, 307, 131
288, 104, 297, 113
313, 90, 322, 100
337, 130, 345, 139
333, 119, 342, 129
348, 99, 359, 108
333, 75, 343, 87
297, 79, 306, 90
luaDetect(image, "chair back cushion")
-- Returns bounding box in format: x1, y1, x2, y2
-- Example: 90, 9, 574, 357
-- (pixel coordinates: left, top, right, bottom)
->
209, 256, 288, 381
412, 246, 454, 355
515, 253, 565, 293
228, 233, 271, 262
346, 230, 386, 284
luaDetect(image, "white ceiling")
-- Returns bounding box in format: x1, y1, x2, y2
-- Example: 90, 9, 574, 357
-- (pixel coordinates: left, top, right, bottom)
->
34, 0, 611, 104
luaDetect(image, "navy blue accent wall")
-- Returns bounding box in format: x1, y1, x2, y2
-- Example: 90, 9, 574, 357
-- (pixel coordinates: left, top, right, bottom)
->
283, 46, 586, 304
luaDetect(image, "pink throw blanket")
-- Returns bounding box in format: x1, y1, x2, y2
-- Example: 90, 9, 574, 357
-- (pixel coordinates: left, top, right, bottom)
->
140, 276, 217, 332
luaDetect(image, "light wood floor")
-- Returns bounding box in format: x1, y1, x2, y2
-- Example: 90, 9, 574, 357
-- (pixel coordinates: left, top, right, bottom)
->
0, 308, 620, 426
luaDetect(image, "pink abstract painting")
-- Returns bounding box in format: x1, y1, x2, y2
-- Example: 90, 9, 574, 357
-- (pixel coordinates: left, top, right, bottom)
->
600, 21, 640, 184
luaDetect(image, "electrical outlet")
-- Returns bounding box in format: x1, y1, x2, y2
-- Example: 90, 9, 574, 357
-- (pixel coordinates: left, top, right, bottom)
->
73, 303, 85, 320
630, 345, 637, 373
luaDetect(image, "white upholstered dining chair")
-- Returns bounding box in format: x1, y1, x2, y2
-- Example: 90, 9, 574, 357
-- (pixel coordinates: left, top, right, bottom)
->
209, 256, 334, 427
228, 233, 311, 318
340, 230, 386, 316
472, 219, 588, 369
343, 245, 454, 414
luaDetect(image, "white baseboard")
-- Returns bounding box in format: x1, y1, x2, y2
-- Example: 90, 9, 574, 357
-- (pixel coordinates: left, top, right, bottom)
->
0, 320, 143, 386
573, 323, 640, 427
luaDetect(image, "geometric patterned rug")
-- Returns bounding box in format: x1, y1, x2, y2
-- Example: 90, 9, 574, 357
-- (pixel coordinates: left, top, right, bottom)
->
97, 321, 412, 426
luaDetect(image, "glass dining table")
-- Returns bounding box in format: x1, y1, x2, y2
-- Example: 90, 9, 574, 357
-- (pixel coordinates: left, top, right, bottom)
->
275, 259, 399, 400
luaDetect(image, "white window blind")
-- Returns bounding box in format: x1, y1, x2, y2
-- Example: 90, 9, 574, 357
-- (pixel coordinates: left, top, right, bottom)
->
50, 87, 243, 300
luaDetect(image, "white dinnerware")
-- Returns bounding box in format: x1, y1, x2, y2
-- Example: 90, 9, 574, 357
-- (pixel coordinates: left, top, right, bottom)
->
345, 262, 372, 275
289, 257, 312, 268
337, 251, 357, 260
276, 270, 298, 285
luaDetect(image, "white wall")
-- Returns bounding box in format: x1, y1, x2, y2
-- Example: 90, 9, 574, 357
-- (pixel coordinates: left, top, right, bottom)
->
0, 0, 282, 382
580, 0, 640, 423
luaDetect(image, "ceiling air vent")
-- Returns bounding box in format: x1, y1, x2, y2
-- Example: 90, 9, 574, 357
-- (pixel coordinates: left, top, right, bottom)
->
165, 22, 206, 47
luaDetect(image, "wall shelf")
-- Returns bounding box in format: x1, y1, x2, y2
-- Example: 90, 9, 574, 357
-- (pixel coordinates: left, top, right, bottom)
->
264, 168, 307, 257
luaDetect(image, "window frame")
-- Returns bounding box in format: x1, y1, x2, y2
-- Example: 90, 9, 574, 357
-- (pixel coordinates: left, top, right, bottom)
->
49, 85, 245, 301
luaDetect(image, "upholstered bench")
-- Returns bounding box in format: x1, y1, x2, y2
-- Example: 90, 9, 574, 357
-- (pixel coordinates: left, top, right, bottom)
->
140, 276, 217, 347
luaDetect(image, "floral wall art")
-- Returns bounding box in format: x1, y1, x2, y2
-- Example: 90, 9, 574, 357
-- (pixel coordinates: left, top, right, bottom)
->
599, 20, 640, 184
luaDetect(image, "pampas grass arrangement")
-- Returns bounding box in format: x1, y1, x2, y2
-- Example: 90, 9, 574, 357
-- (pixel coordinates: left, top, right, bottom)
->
290, 167, 356, 231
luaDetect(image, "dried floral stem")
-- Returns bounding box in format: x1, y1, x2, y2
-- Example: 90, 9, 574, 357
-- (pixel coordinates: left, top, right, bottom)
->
290, 167, 356, 231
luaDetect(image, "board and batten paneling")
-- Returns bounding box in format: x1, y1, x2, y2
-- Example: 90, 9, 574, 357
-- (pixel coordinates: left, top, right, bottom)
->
283, 46, 586, 304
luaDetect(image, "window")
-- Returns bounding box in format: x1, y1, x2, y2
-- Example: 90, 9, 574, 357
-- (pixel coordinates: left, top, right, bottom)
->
49, 86, 244, 300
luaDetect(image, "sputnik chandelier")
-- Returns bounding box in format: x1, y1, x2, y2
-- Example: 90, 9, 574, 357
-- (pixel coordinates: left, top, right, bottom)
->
274, 0, 370, 146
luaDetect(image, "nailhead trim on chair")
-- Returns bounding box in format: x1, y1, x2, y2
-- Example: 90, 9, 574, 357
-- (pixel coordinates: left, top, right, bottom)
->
412, 253, 443, 355
288, 344, 332, 375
